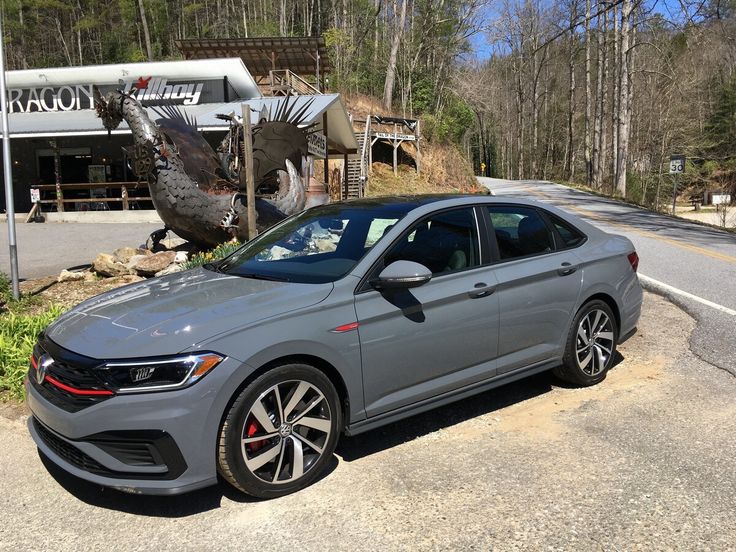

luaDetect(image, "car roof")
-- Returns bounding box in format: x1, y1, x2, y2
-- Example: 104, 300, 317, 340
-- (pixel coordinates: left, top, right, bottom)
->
334, 194, 607, 238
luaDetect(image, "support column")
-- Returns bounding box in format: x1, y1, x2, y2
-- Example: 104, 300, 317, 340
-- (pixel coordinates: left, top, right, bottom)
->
51, 139, 63, 212
343, 153, 348, 200
323, 112, 329, 185
241, 103, 257, 241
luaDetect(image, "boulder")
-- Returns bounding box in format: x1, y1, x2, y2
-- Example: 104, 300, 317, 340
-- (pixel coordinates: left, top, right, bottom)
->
155, 264, 184, 277
93, 253, 133, 277
112, 246, 151, 264
132, 251, 177, 276
174, 251, 189, 264
125, 254, 149, 270
110, 274, 146, 285
57, 269, 85, 283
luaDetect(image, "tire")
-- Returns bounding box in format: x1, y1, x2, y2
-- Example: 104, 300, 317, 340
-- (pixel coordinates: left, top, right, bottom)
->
217, 364, 342, 498
553, 300, 619, 387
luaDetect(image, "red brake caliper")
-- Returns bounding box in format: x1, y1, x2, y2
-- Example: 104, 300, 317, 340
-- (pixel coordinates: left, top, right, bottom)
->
246, 419, 266, 453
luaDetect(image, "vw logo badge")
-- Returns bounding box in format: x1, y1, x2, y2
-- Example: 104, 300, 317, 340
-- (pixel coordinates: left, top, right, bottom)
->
37, 354, 53, 385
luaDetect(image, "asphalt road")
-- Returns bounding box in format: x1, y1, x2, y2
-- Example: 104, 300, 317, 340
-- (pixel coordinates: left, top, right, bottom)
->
2, 293, 735, 550
0, 222, 166, 280
479, 178, 736, 376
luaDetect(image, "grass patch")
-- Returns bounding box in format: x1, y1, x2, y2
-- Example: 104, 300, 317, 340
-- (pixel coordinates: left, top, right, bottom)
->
1, 273, 65, 400
0, 306, 65, 399
181, 241, 242, 270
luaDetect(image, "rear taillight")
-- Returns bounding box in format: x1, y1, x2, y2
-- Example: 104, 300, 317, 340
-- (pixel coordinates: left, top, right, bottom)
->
627, 252, 639, 272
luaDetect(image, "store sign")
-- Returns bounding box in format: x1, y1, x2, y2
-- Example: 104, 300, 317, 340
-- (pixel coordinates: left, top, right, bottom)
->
122, 78, 203, 106
7, 77, 204, 113
307, 132, 327, 158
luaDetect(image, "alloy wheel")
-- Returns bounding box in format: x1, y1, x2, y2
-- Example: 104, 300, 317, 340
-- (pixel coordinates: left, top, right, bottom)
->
240, 380, 332, 485
575, 309, 615, 376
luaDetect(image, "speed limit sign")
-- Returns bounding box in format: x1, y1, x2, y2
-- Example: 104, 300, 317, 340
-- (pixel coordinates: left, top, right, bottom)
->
669, 155, 685, 174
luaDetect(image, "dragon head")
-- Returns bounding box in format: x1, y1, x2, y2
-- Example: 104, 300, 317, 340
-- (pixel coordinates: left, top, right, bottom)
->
93, 86, 124, 133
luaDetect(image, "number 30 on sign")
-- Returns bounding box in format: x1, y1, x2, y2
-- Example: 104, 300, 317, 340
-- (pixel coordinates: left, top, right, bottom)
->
669, 155, 685, 174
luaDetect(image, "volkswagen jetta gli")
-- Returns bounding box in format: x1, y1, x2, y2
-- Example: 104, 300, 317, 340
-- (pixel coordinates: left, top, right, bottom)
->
26, 195, 642, 498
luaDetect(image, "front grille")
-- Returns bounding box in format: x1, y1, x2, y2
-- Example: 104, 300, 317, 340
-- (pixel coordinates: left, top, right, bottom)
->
29, 336, 112, 413
33, 419, 188, 480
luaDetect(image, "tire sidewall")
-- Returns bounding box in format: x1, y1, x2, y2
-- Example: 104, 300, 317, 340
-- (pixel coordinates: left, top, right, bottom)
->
220, 364, 342, 498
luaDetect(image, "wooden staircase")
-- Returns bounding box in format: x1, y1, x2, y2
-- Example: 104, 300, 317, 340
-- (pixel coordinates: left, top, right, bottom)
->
343, 118, 371, 199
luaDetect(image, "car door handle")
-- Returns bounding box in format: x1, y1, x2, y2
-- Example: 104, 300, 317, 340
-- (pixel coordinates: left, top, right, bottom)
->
557, 262, 578, 276
468, 282, 496, 299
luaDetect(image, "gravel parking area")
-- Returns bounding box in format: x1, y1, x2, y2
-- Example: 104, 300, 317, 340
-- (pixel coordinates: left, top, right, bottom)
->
1, 292, 734, 551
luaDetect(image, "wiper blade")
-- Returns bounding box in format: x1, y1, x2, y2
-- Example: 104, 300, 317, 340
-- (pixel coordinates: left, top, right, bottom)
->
236, 272, 289, 282
202, 262, 222, 273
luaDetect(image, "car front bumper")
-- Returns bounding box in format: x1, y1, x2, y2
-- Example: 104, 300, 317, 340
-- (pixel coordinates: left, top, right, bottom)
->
24, 357, 245, 495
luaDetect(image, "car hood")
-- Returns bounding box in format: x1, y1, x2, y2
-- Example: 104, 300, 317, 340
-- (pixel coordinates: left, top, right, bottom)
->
45, 268, 333, 360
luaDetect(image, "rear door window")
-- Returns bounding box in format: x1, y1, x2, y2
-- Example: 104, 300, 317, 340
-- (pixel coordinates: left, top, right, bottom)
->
486, 206, 554, 260
547, 213, 586, 248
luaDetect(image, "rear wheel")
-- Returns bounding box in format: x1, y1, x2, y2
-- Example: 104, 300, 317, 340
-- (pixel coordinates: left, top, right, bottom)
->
554, 300, 618, 386
217, 364, 342, 498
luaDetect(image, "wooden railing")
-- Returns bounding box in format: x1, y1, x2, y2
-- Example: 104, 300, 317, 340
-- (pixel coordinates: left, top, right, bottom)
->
32, 182, 152, 212
269, 69, 321, 96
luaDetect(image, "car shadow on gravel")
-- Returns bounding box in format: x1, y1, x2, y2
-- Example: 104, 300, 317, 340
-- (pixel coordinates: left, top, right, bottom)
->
337, 352, 624, 462
37, 450, 338, 517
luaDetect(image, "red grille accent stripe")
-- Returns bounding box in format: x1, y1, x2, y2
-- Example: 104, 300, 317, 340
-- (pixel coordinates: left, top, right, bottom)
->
44, 375, 114, 396
30, 355, 38, 370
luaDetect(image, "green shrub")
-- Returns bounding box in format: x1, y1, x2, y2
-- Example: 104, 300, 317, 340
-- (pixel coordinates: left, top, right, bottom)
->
0, 305, 65, 399
181, 241, 242, 271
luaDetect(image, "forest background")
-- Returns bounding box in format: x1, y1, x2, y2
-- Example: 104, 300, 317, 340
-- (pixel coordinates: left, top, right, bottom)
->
2, 0, 735, 208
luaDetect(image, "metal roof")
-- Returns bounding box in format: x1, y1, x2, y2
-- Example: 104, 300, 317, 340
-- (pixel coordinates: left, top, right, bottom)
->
6, 58, 261, 100
1, 94, 357, 155
176, 37, 331, 78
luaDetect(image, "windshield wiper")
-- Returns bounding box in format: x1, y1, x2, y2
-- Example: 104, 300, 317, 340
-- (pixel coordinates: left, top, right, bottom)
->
235, 272, 289, 282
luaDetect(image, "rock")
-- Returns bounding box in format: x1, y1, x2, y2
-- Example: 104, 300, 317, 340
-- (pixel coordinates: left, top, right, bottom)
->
174, 251, 189, 264
125, 254, 149, 270
93, 253, 133, 277
84, 271, 98, 282
155, 264, 184, 277
132, 251, 177, 276
58, 269, 85, 283
109, 274, 146, 285
112, 246, 151, 264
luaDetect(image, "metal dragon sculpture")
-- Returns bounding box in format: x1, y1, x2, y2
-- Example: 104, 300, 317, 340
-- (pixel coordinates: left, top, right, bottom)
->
94, 78, 320, 247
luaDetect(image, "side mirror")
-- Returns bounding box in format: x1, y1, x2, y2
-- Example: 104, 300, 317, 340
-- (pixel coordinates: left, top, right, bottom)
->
373, 260, 432, 290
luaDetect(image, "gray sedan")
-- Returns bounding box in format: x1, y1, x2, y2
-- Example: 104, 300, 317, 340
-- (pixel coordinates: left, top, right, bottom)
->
26, 195, 642, 498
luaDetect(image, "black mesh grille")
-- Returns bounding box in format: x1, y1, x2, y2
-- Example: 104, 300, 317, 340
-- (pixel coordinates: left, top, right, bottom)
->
34, 418, 108, 475
33, 419, 187, 480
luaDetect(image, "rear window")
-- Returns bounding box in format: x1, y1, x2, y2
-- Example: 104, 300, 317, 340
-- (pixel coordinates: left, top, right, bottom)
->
548, 213, 586, 248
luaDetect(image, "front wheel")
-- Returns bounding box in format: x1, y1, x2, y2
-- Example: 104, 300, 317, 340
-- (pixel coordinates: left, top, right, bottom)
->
217, 364, 342, 498
553, 300, 619, 386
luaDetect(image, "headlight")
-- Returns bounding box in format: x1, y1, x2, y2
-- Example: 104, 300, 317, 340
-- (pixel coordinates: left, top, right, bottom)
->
97, 352, 225, 393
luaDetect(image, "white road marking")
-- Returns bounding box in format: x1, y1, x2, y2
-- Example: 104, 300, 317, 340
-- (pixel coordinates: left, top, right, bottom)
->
638, 274, 736, 316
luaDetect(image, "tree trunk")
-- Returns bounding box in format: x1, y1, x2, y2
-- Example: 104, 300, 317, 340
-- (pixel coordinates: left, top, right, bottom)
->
138, 0, 154, 61
566, 0, 577, 181
615, 0, 632, 197
383, 0, 408, 110
611, 1, 620, 193
584, 0, 592, 186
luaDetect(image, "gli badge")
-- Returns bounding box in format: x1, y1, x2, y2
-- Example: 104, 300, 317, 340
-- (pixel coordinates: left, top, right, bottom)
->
37, 354, 54, 385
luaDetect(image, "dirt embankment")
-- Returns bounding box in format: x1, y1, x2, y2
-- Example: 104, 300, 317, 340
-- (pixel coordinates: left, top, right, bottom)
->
341, 93, 477, 196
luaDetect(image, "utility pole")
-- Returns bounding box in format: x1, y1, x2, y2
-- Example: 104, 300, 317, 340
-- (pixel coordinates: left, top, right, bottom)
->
0, 16, 20, 300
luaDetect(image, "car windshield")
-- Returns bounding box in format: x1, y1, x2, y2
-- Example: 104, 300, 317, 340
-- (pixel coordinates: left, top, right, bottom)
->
213, 202, 415, 284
